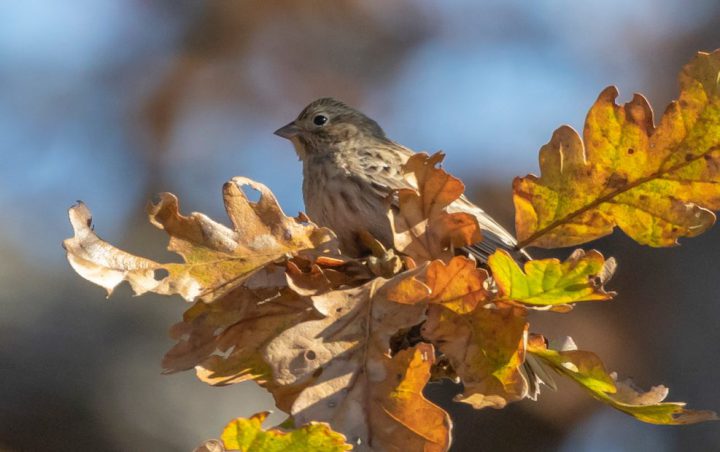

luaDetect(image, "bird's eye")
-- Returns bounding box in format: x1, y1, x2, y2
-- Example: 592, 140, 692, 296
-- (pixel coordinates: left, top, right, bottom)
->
313, 114, 328, 126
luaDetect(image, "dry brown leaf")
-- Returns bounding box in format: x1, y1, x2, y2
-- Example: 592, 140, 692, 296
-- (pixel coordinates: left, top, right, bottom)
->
64, 177, 337, 302
64, 202, 163, 297
424, 256, 491, 314
164, 257, 368, 391
261, 271, 451, 451
390, 152, 482, 263
162, 279, 318, 387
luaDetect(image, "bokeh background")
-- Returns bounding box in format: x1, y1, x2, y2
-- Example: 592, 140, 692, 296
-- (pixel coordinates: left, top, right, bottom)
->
2, 1, 720, 451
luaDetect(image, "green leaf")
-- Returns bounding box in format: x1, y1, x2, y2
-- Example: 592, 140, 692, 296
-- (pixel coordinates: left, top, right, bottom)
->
210, 412, 351, 452
529, 341, 718, 424
487, 249, 616, 309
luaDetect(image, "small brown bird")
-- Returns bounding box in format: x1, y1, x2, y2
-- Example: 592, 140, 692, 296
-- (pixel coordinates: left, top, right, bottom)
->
274, 98, 549, 397
274, 97, 527, 263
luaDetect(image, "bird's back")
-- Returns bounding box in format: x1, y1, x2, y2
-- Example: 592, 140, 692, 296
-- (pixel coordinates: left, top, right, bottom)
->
302, 138, 526, 261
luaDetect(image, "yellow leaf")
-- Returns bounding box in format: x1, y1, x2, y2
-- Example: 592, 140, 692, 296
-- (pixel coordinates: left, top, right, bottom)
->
529, 340, 718, 424
515, 50, 720, 248
487, 249, 616, 309
194, 411, 352, 452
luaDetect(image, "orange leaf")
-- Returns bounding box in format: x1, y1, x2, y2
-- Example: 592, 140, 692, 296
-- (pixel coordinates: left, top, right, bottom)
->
390, 152, 482, 262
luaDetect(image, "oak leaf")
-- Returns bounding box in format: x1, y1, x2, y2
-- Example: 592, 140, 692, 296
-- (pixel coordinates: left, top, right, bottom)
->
162, 281, 318, 388
261, 271, 451, 451
195, 411, 352, 452
528, 338, 718, 424
390, 152, 482, 262
422, 257, 530, 409
64, 177, 337, 302
487, 249, 616, 310
514, 50, 720, 248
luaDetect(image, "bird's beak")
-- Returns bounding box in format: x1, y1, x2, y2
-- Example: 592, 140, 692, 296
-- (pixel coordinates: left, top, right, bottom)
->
274, 121, 301, 139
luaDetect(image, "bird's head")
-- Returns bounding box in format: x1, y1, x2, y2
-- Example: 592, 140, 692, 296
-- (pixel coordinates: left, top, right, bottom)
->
274, 98, 386, 159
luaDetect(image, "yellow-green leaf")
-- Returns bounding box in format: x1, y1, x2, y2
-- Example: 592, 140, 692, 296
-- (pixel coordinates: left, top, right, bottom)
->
195, 411, 351, 452
515, 50, 720, 249
487, 249, 616, 309
529, 341, 718, 424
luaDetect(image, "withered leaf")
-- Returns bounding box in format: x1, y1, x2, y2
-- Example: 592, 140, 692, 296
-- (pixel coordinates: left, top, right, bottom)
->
515, 50, 720, 248
262, 271, 451, 451
162, 280, 317, 388
64, 177, 337, 302
424, 256, 490, 314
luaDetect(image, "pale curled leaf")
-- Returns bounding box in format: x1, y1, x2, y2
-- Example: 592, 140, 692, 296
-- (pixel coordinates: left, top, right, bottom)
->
64, 177, 337, 301
515, 50, 720, 249
390, 152, 481, 262
487, 249, 616, 309
262, 272, 451, 452
529, 341, 718, 424
195, 411, 352, 452
64, 202, 162, 297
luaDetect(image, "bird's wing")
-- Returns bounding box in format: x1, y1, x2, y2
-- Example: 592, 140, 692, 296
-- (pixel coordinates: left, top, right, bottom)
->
353, 140, 528, 263
450, 195, 530, 263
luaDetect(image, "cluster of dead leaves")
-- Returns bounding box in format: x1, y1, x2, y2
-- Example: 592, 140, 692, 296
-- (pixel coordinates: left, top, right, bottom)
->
64, 50, 720, 451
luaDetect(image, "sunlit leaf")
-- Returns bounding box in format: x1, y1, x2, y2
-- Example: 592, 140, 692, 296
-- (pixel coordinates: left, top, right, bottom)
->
421, 257, 530, 408
424, 256, 490, 314
194, 411, 352, 452
515, 50, 720, 248
487, 249, 616, 309
262, 272, 451, 451
64, 177, 337, 301
529, 339, 718, 424
390, 152, 482, 262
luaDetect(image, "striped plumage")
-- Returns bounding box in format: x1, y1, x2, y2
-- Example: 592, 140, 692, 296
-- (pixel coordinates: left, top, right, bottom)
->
276, 97, 527, 262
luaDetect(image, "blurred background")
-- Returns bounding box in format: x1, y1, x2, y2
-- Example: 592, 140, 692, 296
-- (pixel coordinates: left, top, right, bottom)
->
2, 1, 719, 450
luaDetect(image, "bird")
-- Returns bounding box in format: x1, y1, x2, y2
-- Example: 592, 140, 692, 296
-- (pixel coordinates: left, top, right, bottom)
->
274, 98, 552, 399
273, 97, 528, 263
